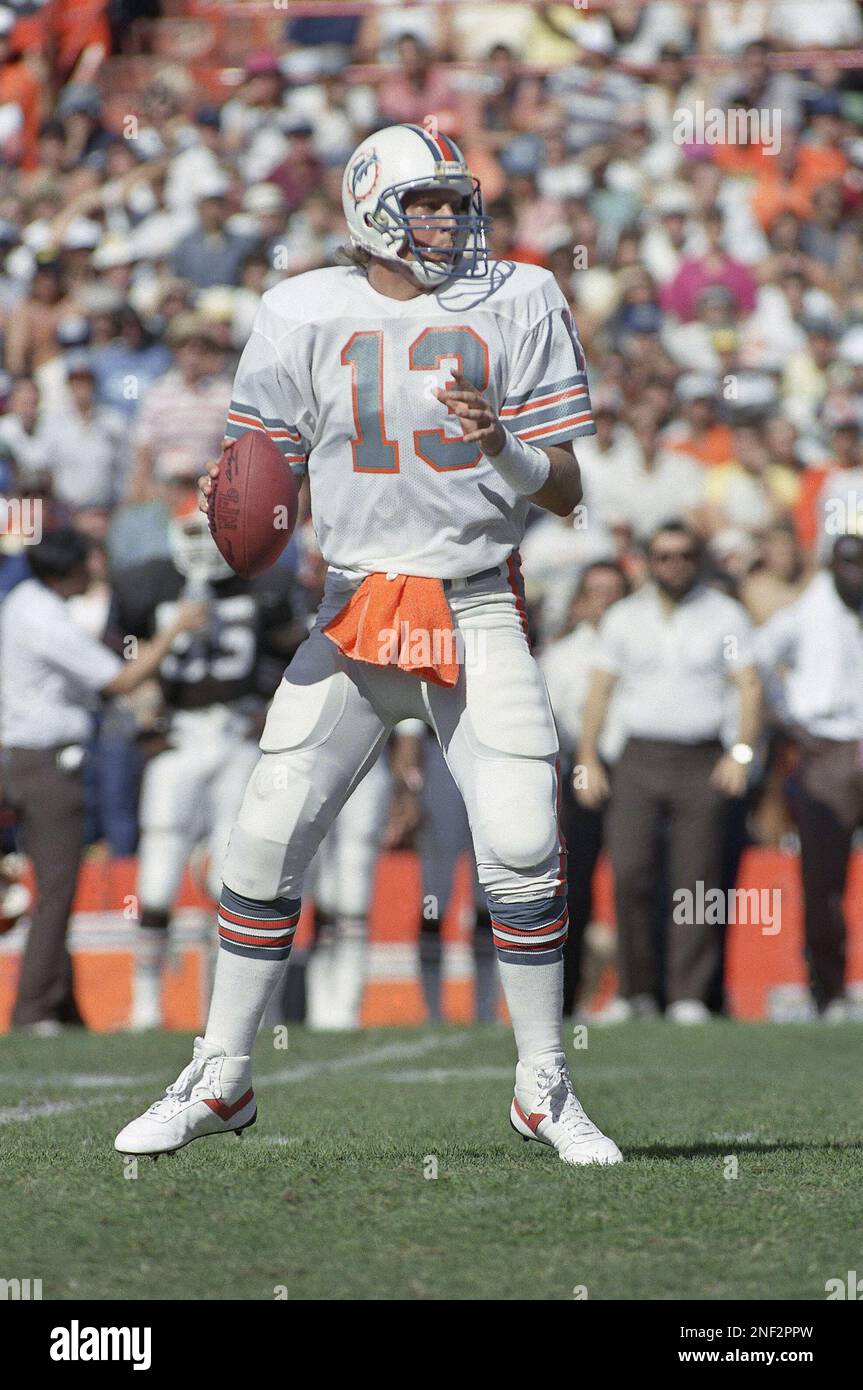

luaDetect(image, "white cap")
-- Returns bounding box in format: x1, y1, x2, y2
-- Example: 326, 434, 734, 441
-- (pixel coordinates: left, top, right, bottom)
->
539, 165, 591, 201
0, 7, 16, 38
578, 18, 615, 55
242, 183, 284, 215
92, 233, 135, 269
837, 325, 863, 367
197, 171, 230, 201
654, 184, 693, 216
676, 372, 719, 402
62, 217, 102, 251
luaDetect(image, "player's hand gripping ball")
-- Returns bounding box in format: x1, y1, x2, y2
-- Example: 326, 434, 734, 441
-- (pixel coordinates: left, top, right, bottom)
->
206, 433, 298, 579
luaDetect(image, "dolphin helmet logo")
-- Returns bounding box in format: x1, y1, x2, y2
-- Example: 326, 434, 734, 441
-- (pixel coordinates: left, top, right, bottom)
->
348, 149, 381, 207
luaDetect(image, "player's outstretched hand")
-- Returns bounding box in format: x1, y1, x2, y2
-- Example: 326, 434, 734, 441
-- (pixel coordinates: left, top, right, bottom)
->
434, 371, 506, 457
197, 459, 221, 516
171, 601, 209, 634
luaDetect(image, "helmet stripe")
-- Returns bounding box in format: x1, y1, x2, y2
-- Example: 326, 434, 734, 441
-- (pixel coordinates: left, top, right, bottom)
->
435, 130, 460, 162
405, 122, 449, 162
405, 123, 465, 169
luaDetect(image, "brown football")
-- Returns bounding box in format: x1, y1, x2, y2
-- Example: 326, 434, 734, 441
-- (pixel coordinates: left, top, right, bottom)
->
207, 432, 299, 579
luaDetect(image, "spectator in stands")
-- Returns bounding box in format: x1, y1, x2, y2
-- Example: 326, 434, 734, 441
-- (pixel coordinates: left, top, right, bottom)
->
37, 353, 127, 522
0, 6, 41, 170
172, 175, 253, 290
88, 306, 172, 422
221, 50, 287, 184
0, 528, 205, 1032
54, 82, 112, 169
0, 377, 48, 477
4, 257, 70, 382
741, 523, 810, 625
756, 534, 863, 1020
661, 373, 733, 468
377, 34, 457, 128
577, 522, 761, 1023
814, 414, 863, 560
126, 315, 229, 502
661, 211, 758, 324
266, 119, 324, 215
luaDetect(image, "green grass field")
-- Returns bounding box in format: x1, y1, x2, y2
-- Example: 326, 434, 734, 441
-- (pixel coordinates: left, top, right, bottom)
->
1, 1022, 861, 1301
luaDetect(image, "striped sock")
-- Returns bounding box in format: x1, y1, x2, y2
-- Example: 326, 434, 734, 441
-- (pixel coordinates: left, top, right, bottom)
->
490, 895, 568, 1065
205, 887, 300, 1056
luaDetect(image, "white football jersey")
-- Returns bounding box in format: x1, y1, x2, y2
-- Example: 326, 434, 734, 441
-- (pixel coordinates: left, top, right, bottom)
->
224, 261, 595, 579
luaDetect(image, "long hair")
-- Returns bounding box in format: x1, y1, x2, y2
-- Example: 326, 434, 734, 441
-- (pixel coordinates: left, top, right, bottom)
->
334, 243, 372, 271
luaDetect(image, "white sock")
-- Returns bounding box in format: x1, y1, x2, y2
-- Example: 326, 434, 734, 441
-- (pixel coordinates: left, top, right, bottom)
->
205, 949, 287, 1056
497, 957, 564, 1066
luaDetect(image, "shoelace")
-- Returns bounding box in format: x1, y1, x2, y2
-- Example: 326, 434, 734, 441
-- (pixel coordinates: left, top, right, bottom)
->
534, 1065, 598, 1142
147, 1054, 221, 1119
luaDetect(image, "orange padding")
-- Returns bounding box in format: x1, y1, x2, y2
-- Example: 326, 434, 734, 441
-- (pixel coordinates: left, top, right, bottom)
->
324, 573, 459, 687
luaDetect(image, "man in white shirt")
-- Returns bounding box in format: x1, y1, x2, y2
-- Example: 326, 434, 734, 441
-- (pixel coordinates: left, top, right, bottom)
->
0, 529, 204, 1031
540, 560, 628, 1014
756, 534, 863, 1019
36, 354, 127, 513
577, 522, 761, 1022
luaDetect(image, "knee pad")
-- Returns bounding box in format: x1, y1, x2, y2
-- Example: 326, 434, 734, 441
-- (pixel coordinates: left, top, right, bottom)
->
222, 750, 332, 901
474, 757, 559, 870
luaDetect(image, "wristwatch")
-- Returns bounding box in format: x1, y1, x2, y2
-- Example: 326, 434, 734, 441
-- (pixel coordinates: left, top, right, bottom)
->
730, 743, 754, 766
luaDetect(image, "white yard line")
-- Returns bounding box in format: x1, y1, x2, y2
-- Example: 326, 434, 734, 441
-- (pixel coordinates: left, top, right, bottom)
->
0, 1095, 132, 1125
0, 1032, 474, 1127
258, 1030, 472, 1085
0, 1072, 162, 1090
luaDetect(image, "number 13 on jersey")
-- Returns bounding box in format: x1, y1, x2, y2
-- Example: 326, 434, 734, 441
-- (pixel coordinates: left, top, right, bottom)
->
340, 327, 490, 475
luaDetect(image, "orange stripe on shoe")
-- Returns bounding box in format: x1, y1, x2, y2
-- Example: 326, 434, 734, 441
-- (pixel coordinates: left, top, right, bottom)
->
203, 1088, 255, 1121
513, 1096, 545, 1134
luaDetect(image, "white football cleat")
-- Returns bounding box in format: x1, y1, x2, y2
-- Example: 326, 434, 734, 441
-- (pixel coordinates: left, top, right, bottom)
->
510, 1055, 623, 1167
114, 1037, 256, 1157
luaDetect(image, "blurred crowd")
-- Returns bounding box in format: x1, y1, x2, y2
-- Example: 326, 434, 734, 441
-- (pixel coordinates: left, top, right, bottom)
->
1, 0, 863, 1029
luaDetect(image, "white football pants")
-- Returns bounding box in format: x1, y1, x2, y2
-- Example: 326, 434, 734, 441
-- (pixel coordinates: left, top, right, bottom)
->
222, 564, 564, 908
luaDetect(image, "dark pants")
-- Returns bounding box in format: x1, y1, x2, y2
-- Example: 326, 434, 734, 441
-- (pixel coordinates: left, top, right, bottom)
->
1, 747, 87, 1027
608, 738, 726, 1006
793, 737, 863, 1009
559, 762, 605, 1015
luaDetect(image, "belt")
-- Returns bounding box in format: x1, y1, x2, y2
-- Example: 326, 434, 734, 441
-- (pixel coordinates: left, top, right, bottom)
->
442, 564, 504, 593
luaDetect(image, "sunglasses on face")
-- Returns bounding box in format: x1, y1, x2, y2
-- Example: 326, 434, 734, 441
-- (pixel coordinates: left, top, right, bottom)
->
650, 550, 697, 563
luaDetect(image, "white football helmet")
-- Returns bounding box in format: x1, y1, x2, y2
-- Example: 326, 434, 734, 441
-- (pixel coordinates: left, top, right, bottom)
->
169, 507, 233, 584
341, 124, 489, 287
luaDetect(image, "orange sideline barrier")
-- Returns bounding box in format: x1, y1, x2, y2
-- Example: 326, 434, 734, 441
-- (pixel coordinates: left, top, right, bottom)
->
1, 849, 862, 1030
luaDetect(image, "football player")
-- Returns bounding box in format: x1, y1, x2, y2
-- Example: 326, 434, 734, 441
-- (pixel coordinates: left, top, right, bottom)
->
116, 124, 622, 1166
110, 493, 303, 1029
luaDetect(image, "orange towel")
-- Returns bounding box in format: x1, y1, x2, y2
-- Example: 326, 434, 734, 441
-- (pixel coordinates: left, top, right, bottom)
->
323, 572, 459, 688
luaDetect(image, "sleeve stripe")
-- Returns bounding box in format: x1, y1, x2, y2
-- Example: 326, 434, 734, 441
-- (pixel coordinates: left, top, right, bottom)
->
517, 411, 595, 442
224, 420, 307, 460
502, 374, 588, 412
501, 385, 590, 421
505, 395, 592, 434
228, 402, 302, 443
